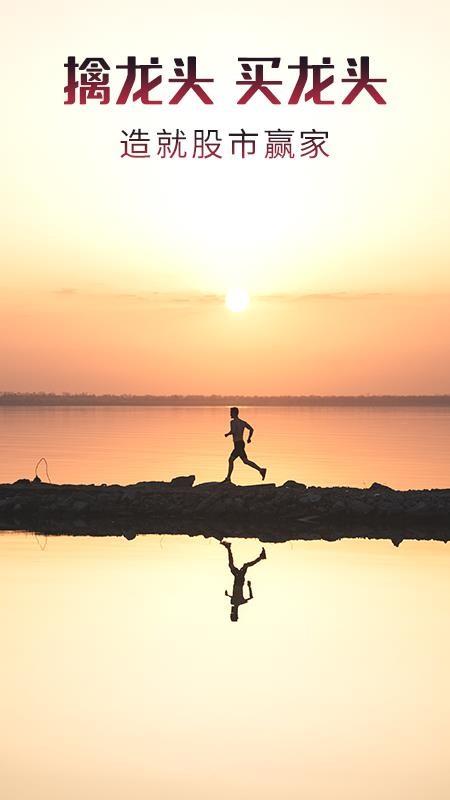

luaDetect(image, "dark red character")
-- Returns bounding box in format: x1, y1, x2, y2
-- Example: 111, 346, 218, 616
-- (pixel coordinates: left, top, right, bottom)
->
121, 129, 151, 158
64, 57, 110, 104
265, 129, 295, 158
300, 129, 329, 159
116, 57, 162, 104
342, 57, 387, 104
193, 130, 222, 159
236, 58, 281, 104
169, 58, 214, 104
288, 57, 334, 104
228, 129, 259, 158
157, 129, 187, 158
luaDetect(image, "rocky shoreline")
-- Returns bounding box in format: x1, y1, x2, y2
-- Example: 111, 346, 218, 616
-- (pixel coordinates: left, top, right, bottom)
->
0, 476, 449, 543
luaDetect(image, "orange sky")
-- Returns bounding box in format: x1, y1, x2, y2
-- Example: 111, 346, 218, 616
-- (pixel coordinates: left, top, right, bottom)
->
2, 0, 449, 394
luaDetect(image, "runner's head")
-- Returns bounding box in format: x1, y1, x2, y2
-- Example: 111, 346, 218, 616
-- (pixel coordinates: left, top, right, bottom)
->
230, 407, 239, 419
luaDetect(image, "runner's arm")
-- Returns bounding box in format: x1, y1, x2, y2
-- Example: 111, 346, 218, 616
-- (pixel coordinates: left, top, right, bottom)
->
245, 421, 254, 443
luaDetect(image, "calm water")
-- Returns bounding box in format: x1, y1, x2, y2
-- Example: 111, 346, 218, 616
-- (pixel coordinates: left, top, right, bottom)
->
1, 407, 450, 799
0, 405, 449, 488
1, 533, 450, 800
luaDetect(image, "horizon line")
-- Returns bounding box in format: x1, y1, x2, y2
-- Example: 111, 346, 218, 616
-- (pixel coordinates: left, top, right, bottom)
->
1, 393, 450, 407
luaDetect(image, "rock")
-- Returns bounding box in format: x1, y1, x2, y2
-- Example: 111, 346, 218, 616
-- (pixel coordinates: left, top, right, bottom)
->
195, 495, 221, 512
32, 475, 42, 484
170, 475, 195, 488
194, 482, 234, 492
233, 497, 246, 510
282, 481, 307, 490
240, 483, 277, 491
1, 476, 450, 541
221, 497, 239, 511
347, 498, 371, 515
73, 500, 88, 512
300, 491, 322, 505
132, 481, 170, 491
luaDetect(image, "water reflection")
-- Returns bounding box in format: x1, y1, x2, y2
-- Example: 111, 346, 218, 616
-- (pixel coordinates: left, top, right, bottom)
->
1, 533, 450, 799
221, 540, 266, 621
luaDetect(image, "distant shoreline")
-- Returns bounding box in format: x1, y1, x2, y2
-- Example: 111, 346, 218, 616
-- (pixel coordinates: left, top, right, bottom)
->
1, 393, 450, 407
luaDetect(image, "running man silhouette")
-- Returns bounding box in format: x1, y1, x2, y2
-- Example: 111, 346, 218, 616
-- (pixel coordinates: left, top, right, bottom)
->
224, 407, 266, 482
221, 540, 266, 621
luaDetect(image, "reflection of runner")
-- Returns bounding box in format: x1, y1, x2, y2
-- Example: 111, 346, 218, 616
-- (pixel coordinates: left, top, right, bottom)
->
224, 406, 266, 483
221, 541, 266, 622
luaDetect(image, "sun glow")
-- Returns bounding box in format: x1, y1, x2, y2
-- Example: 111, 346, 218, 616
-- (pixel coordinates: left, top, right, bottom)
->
225, 288, 249, 313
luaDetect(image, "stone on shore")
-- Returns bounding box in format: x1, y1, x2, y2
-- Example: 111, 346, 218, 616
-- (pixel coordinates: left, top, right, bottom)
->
170, 475, 195, 488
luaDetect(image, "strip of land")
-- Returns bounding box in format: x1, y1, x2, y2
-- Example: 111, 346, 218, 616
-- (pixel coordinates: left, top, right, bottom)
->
1, 393, 450, 407
1, 477, 449, 544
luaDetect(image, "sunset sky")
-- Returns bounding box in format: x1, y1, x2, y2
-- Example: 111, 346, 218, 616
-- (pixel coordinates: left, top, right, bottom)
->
2, 0, 449, 394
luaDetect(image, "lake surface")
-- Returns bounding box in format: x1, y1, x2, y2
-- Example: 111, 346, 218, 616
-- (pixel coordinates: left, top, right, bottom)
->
0, 405, 449, 488
1, 533, 450, 800
1, 407, 450, 799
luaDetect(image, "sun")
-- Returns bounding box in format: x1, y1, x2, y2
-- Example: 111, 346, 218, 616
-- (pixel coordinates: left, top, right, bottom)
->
225, 287, 249, 313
